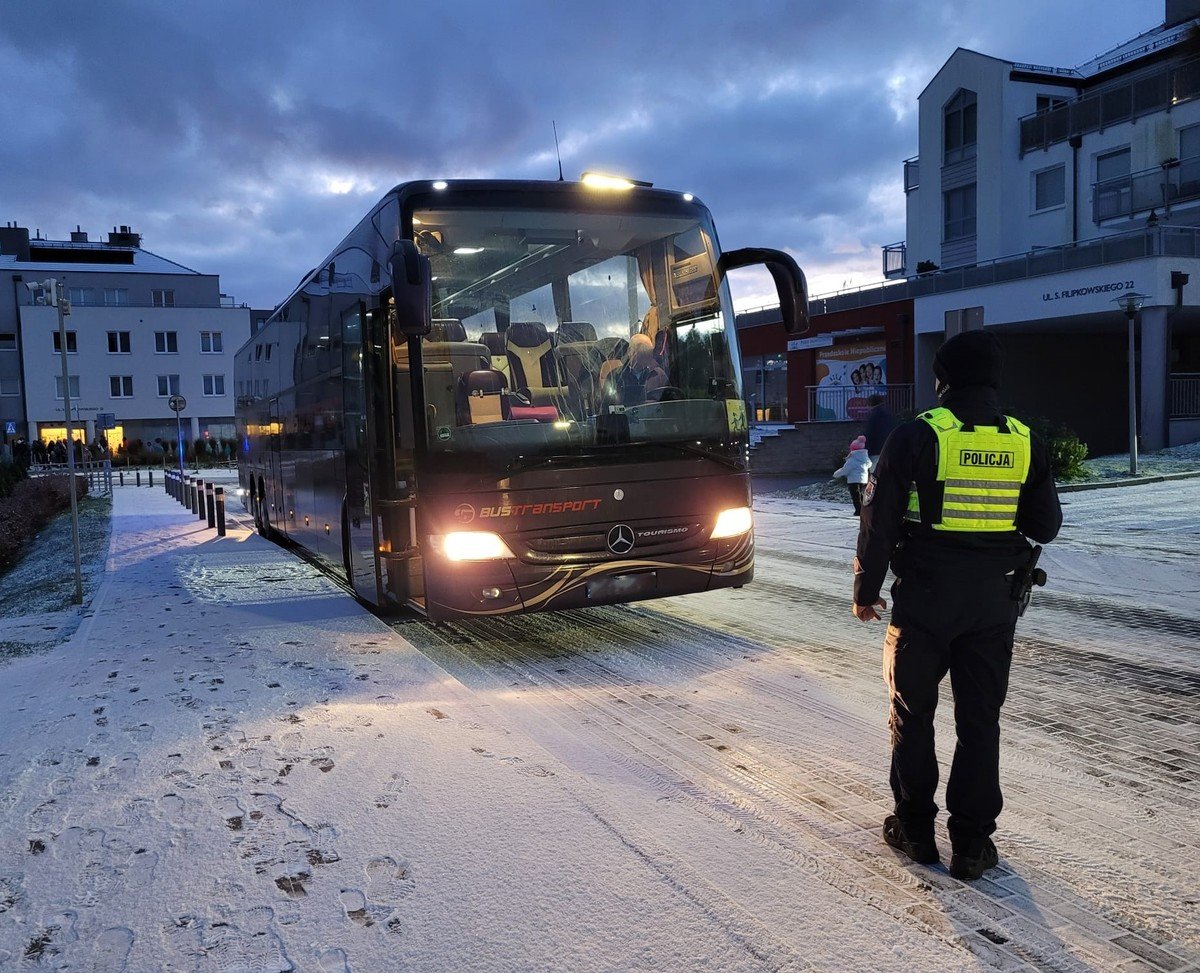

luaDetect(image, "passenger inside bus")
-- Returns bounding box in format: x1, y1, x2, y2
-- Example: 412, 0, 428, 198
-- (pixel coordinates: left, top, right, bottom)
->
609, 333, 668, 406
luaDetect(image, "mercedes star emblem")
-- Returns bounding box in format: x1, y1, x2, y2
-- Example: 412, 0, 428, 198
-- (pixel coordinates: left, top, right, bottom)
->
607, 524, 635, 555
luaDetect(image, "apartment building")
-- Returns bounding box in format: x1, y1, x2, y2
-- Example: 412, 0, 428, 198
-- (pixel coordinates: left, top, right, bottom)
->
1, 222, 252, 449
737, 0, 1200, 453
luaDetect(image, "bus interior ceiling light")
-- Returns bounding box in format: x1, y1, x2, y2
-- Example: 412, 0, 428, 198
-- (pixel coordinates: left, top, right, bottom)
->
711, 506, 753, 539
432, 181, 448, 190
438, 531, 515, 562
580, 172, 652, 190
453, 247, 484, 255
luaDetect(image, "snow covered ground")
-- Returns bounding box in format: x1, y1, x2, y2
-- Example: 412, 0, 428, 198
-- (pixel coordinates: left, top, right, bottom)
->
0, 480, 1196, 971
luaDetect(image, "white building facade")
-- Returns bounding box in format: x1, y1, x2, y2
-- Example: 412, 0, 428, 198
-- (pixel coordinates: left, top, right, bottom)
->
1, 223, 252, 450
891, 0, 1200, 452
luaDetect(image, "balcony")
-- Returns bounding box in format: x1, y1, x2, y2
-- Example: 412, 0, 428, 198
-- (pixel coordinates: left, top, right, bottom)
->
806, 384, 913, 423
737, 225, 1200, 326
903, 156, 919, 192
1020, 55, 1200, 156
1094, 155, 1200, 223
882, 242, 906, 279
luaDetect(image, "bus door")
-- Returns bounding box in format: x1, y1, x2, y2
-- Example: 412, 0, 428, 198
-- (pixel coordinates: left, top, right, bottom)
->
369, 298, 423, 609
341, 303, 382, 602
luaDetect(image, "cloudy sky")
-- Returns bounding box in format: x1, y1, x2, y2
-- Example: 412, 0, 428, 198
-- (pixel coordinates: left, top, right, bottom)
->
0, 1, 1160, 311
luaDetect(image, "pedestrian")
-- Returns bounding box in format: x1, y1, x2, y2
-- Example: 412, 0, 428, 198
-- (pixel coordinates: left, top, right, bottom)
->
863, 393, 898, 466
851, 330, 1062, 881
832, 435, 871, 515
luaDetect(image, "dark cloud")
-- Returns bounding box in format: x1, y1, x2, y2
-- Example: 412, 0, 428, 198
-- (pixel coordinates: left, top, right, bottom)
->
0, 0, 1159, 308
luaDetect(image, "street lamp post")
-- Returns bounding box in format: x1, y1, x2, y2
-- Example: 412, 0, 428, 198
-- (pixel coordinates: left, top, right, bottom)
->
1114, 292, 1147, 477
28, 278, 83, 604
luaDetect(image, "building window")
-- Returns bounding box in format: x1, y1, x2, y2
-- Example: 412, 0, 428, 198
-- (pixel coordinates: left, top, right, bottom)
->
151, 289, 175, 307
1033, 165, 1066, 211
154, 331, 179, 354
944, 89, 977, 165
1095, 147, 1132, 221
200, 331, 223, 353
157, 374, 181, 397
103, 288, 128, 306
202, 374, 226, 396
67, 287, 94, 306
1036, 94, 1068, 113
52, 331, 78, 353
264, 344, 272, 361
943, 184, 977, 241
109, 376, 134, 397
254, 344, 263, 361
55, 375, 81, 399
0, 378, 19, 396
107, 331, 132, 354
0, 333, 15, 351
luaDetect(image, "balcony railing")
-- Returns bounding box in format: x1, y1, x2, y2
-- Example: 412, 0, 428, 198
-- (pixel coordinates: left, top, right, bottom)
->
736, 225, 1200, 326
1020, 55, 1200, 156
806, 384, 913, 423
1094, 155, 1200, 222
882, 242, 906, 279
903, 156, 919, 192
1170, 373, 1200, 418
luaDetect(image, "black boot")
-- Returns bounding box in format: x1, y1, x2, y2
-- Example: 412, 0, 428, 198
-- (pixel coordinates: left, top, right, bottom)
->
883, 815, 939, 865
949, 837, 999, 881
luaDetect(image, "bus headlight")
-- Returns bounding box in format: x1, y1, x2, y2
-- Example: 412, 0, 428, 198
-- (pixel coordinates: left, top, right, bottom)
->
711, 506, 753, 539
434, 531, 515, 562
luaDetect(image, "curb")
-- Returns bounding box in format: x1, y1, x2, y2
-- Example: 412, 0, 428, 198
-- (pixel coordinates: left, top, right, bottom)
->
1057, 469, 1200, 493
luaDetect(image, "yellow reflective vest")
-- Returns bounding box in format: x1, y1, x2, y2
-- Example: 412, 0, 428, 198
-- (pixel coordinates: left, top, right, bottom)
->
905, 407, 1032, 532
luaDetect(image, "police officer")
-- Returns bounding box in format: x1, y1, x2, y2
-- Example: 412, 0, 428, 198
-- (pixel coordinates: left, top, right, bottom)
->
852, 331, 1062, 880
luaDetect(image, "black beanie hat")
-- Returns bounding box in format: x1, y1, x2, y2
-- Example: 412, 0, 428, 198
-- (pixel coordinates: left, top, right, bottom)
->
933, 331, 1003, 390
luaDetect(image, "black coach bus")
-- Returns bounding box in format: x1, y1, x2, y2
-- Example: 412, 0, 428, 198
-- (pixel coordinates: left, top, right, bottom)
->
236, 176, 807, 620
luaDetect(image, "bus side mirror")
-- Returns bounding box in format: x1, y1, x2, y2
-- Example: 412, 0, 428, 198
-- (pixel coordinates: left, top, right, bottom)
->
718, 247, 809, 335
388, 239, 433, 337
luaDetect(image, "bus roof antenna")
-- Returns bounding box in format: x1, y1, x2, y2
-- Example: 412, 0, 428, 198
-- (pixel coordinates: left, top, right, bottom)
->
553, 121, 564, 181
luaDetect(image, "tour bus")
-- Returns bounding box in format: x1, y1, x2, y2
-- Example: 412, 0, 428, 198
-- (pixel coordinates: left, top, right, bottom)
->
236, 176, 807, 620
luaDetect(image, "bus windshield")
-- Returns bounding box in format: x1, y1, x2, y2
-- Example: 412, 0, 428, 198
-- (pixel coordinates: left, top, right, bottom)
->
407, 201, 747, 471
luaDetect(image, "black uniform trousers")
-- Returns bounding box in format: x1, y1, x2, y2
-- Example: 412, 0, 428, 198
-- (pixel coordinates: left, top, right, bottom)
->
884, 564, 1019, 849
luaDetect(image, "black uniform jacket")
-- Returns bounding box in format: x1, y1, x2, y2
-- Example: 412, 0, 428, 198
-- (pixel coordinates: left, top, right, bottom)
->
853, 386, 1064, 606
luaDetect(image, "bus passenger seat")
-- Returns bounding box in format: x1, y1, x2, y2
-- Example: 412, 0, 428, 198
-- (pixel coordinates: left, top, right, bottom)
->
479, 332, 510, 382
555, 321, 600, 417
429, 319, 468, 342
505, 322, 568, 406
461, 369, 508, 424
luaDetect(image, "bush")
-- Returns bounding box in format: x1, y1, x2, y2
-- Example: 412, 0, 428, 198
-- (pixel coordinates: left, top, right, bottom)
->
0, 475, 89, 571
1024, 417, 1089, 481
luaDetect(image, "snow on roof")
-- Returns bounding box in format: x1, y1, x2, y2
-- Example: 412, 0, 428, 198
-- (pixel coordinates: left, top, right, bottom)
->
0, 246, 206, 276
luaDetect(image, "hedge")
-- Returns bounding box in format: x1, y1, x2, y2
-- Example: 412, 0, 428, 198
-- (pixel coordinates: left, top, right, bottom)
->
0, 475, 89, 572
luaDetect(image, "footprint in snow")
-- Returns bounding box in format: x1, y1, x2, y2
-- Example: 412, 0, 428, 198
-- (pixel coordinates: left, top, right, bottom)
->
365, 856, 415, 909
215, 796, 246, 831
318, 946, 351, 972
92, 926, 134, 972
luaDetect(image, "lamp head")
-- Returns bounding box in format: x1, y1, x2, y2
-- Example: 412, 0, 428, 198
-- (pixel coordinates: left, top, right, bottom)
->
1113, 291, 1147, 316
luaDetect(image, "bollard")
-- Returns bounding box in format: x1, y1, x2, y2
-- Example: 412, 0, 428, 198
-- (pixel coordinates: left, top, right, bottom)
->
184, 476, 191, 508
119, 470, 124, 487
197, 479, 207, 521
136, 470, 141, 488
215, 486, 226, 536
206, 482, 216, 529
191, 478, 200, 515
148, 470, 153, 489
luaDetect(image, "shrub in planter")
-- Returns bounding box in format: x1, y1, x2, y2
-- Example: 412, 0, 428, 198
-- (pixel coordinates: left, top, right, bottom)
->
0, 474, 89, 571
1024, 417, 1089, 481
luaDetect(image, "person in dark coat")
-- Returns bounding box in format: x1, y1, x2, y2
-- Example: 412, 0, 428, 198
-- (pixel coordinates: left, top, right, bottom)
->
852, 331, 1062, 881
863, 394, 898, 464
